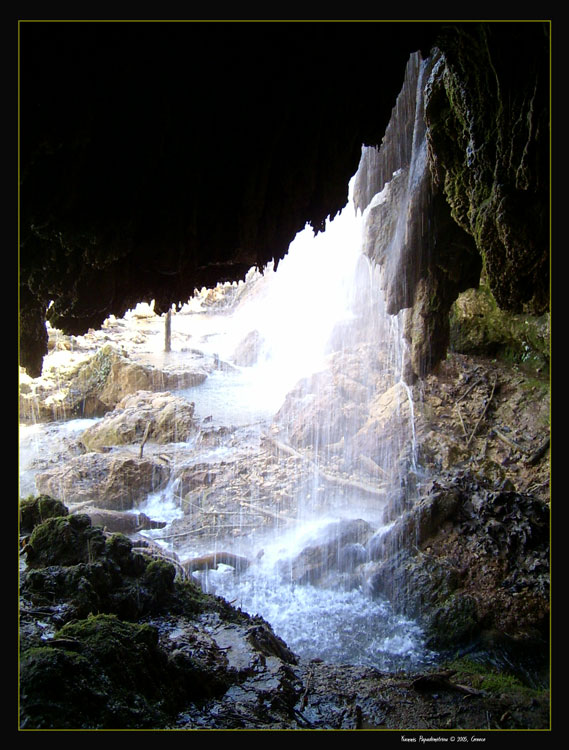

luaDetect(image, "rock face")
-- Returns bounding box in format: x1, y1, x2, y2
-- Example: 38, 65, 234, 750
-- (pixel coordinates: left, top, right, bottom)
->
365, 475, 549, 651
353, 25, 549, 380
424, 24, 549, 317
35, 453, 171, 510
354, 53, 482, 380
80, 390, 199, 451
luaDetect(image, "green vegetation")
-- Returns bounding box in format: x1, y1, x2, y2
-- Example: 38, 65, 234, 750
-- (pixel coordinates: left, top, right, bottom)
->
444, 655, 546, 697
449, 284, 550, 372
19, 494, 68, 534
20, 615, 175, 729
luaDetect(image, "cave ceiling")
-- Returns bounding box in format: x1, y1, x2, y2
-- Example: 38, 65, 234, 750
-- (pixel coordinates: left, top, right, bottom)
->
19, 20, 549, 377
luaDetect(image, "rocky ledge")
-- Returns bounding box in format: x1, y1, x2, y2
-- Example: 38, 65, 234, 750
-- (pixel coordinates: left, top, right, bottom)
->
19, 496, 549, 731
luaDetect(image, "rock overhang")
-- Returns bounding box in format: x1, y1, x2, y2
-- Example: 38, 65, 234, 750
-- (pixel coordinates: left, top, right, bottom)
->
18, 21, 549, 378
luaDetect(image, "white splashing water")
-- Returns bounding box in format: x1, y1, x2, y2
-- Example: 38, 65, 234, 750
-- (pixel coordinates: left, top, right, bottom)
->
178, 196, 367, 416
164, 173, 434, 670
20, 150, 433, 670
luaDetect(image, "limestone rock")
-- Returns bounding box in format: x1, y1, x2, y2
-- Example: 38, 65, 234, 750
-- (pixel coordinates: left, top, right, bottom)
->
80, 390, 199, 451
273, 346, 380, 451
35, 452, 170, 510
350, 381, 414, 474
274, 369, 366, 449
98, 354, 207, 407
231, 329, 265, 366
19, 344, 208, 422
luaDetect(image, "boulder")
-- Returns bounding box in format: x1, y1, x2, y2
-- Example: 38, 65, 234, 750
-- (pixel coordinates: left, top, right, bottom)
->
35, 452, 170, 510
284, 518, 374, 586
19, 345, 209, 422
80, 390, 199, 451
98, 353, 208, 407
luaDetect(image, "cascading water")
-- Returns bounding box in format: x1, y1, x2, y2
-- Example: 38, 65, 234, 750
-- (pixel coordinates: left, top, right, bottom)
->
150, 151, 435, 669
160, 52, 437, 669
19, 50, 439, 672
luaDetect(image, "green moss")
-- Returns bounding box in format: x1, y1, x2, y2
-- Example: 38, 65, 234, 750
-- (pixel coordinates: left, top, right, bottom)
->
444, 656, 542, 698
19, 645, 109, 729
26, 514, 107, 568
58, 614, 160, 681
20, 615, 175, 729
104, 532, 146, 576
21, 510, 223, 624
19, 494, 68, 535
449, 284, 550, 371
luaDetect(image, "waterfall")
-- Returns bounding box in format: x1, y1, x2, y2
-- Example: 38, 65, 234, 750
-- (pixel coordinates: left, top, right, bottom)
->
174, 53, 437, 668
20, 51, 438, 672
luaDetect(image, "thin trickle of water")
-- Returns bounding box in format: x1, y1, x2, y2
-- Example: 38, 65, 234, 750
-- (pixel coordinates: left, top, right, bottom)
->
399, 379, 418, 474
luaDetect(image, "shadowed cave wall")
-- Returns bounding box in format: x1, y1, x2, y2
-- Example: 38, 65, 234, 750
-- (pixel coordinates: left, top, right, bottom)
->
19, 21, 550, 378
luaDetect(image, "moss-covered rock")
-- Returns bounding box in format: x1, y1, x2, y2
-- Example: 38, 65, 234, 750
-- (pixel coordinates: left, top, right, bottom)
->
425, 24, 549, 316
57, 614, 163, 691
20, 614, 177, 728
18, 498, 259, 728
25, 514, 107, 568
20, 501, 249, 627
22, 514, 186, 622
449, 284, 550, 372
19, 494, 69, 535
18, 497, 278, 729
20, 644, 110, 729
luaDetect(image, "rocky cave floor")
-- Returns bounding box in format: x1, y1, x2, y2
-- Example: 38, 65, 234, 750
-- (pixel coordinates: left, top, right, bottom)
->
18, 499, 550, 731
19, 298, 551, 731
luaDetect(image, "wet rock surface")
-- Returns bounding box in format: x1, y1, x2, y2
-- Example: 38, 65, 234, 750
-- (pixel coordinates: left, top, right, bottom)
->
35, 452, 171, 511
80, 390, 199, 451
19, 277, 550, 730
19, 497, 549, 730
365, 474, 549, 649
423, 26, 549, 318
